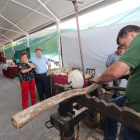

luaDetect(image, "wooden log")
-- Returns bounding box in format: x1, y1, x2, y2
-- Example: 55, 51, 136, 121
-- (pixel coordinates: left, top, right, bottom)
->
106, 86, 126, 91
91, 97, 140, 131
11, 83, 99, 129
55, 83, 72, 94
75, 95, 140, 131
119, 74, 129, 79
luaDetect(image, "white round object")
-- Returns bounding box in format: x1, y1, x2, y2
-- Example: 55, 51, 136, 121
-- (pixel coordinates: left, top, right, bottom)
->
68, 70, 84, 89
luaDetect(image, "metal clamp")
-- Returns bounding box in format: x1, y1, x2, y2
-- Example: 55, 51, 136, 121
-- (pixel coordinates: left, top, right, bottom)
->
60, 134, 75, 140
45, 120, 54, 129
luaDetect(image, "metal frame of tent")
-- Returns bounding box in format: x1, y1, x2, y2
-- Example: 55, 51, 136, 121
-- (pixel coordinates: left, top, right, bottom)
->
0, 0, 120, 67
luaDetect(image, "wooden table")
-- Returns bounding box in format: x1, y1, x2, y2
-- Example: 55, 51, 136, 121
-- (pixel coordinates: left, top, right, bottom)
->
54, 75, 88, 88
48, 75, 88, 96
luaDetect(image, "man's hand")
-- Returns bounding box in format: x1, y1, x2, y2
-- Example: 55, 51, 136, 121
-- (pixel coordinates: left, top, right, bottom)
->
46, 70, 50, 76
89, 77, 99, 83
46, 64, 51, 76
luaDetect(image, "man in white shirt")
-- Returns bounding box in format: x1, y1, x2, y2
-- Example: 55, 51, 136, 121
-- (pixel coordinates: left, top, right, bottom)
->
30, 47, 51, 101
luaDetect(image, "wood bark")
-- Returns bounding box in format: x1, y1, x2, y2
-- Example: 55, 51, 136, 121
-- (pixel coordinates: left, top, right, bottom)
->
77, 96, 140, 132
106, 86, 126, 91
11, 83, 140, 131
11, 83, 99, 129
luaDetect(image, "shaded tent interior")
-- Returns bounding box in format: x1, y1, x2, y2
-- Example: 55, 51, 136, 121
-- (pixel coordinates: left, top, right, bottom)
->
0, 0, 121, 65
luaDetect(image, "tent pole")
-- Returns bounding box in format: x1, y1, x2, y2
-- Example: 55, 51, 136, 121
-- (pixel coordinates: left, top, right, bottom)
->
0, 39, 8, 41
11, 41, 14, 59
0, 27, 24, 34
56, 21, 62, 67
26, 34, 31, 57
72, 1, 85, 80
0, 15, 27, 34
3, 45, 5, 57
26, 34, 30, 48
37, 0, 62, 66
11, 0, 55, 21
0, 34, 12, 40
37, 0, 58, 20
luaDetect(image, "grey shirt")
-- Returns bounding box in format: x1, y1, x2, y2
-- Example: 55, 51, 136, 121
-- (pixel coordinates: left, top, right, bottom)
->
106, 52, 121, 66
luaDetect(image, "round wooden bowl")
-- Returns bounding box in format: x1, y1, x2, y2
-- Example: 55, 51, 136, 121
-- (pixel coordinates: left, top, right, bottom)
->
85, 74, 91, 80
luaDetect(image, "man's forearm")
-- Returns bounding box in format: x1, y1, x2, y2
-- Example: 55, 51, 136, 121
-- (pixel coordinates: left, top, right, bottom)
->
48, 65, 51, 72
98, 71, 118, 82
90, 61, 131, 83
46, 65, 51, 76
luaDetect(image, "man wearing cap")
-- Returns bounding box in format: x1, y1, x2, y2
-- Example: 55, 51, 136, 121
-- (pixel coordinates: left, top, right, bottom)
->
30, 47, 51, 101
106, 46, 124, 98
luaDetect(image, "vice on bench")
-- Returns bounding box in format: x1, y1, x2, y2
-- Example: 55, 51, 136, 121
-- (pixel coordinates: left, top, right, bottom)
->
45, 83, 112, 140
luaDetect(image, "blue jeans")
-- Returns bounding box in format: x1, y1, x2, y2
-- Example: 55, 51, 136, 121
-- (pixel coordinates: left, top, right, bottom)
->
119, 125, 140, 140
113, 79, 121, 97
35, 74, 50, 101
104, 95, 127, 140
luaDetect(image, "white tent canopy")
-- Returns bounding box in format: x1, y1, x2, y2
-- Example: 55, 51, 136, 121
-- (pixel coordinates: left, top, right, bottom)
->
61, 20, 140, 87
0, 0, 120, 46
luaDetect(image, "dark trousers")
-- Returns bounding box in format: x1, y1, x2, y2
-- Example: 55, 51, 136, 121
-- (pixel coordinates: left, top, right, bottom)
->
104, 95, 127, 140
104, 95, 140, 140
35, 74, 50, 101
119, 124, 140, 140
113, 79, 122, 96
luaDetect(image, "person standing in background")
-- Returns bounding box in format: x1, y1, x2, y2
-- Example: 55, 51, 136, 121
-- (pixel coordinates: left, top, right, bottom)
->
106, 46, 124, 98
30, 47, 51, 101
0, 52, 6, 64
17, 51, 36, 109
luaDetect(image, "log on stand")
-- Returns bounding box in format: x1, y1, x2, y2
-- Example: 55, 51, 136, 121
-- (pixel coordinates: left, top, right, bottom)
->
11, 84, 140, 139
106, 86, 126, 91
46, 83, 106, 140
74, 95, 140, 132
11, 83, 99, 129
